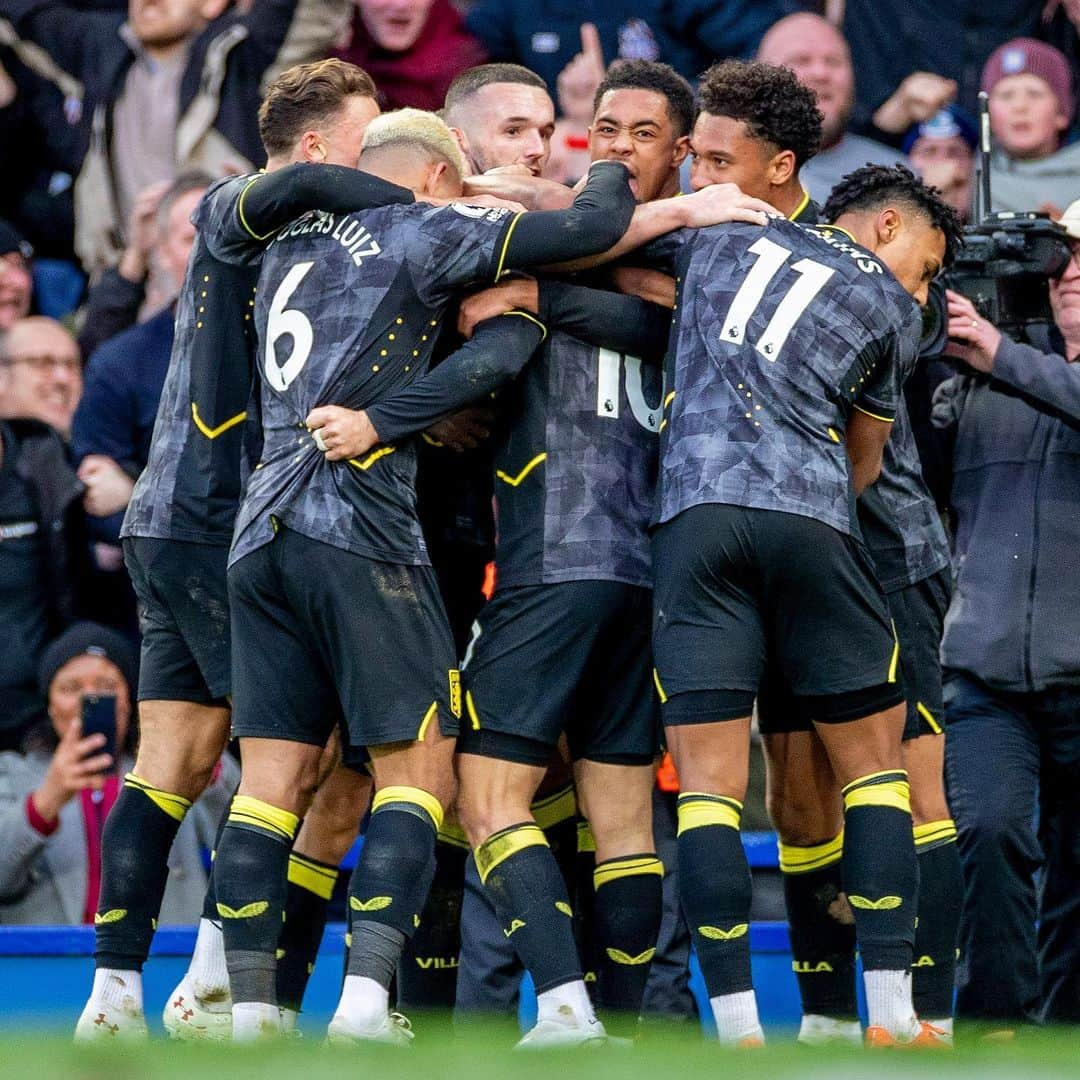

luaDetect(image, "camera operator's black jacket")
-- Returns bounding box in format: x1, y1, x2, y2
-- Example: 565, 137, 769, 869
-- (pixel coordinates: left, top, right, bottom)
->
932, 326, 1080, 692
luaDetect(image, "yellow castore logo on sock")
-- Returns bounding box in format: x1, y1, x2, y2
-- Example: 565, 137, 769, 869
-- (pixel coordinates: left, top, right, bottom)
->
606, 947, 656, 966
216, 901, 269, 919
94, 909, 127, 925
698, 923, 748, 941
848, 895, 902, 910
350, 896, 393, 912
503, 918, 526, 938
555, 901, 573, 917
413, 914, 421, 928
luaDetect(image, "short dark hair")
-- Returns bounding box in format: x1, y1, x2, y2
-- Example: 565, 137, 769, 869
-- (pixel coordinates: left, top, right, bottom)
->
258, 59, 377, 158
157, 170, 214, 230
444, 63, 549, 120
697, 60, 823, 168
593, 60, 696, 137
822, 164, 965, 266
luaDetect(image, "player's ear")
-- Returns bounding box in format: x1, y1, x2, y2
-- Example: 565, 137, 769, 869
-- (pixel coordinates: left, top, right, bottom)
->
298, 131, 326, 163
671, 134, 691, 168
876, 206, 902, 245
423, 159, 451, 197
768, 148, 797, 187
449, 126, 472, 169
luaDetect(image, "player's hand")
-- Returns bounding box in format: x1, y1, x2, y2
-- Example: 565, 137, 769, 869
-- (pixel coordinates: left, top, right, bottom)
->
458, 279, 539, 338
612, 266, 676, 309
33, 718, 112, 821
679, 183, 778, 229
425, 406, 494, 452
873, 72, 957, 133
78, 455, 135, 517
483, 164, 535, 178
942, 289, 1002, 373
557, 23, 606, 126
305, 405, 381, 462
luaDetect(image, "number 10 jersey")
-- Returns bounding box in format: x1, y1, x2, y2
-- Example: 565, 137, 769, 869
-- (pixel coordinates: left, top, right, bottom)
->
654, 217, 922, 539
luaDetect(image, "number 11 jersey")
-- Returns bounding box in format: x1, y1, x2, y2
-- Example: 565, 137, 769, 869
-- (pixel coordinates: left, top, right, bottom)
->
654, 217, 922, 539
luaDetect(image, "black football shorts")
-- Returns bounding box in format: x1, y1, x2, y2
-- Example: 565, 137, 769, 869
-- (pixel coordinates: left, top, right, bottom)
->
124, 536, 231, 704
458, 580, 660, 767
228, 526, 460, 762
652, 504, 904, 726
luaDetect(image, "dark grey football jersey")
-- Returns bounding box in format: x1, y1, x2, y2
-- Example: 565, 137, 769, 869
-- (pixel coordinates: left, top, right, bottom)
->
494, 323, 664, 590
229, 202, 518, 567
653, 217, 921, 538
122, 174, 262, 545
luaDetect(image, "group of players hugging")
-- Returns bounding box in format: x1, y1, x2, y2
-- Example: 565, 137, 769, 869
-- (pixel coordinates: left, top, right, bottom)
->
71, 50, 968, 1051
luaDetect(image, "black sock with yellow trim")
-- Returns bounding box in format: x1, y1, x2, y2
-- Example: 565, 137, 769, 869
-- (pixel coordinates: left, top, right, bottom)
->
95, 773, 192, 971
345, 786, 442, 987
841, 771, 918, 971
912, 819, 961, 1019
676, 793, 753, 997
215, 795, 300, 1004
476, 821, 582, 993
199, 786, 236, 924
593, 854, 664, 1034
574, 820, 599, 987
276, 853, 338, 1014
779, 834, 858, 1020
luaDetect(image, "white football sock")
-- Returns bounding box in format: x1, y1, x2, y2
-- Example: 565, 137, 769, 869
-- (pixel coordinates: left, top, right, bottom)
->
332, 975, 389, 1033
709, 990, 764, 1045
188, 918, 230, 1005
536, 980, 596, 1025
91, 968, 143, 1012
864, 969, 919, 1039
232, 1001, 280, 1041
797, 1014, 862, 1045
279, 1007, 299, 1033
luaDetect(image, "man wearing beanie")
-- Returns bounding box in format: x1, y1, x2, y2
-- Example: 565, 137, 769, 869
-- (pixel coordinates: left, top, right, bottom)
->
983, 38, 1080, 214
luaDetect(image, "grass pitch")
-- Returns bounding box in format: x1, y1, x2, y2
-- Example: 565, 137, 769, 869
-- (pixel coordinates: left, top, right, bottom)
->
0, 1022, 1076, 1080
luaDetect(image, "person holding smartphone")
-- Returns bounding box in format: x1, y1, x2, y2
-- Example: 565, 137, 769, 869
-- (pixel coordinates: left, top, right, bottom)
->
0, 622, 236, 926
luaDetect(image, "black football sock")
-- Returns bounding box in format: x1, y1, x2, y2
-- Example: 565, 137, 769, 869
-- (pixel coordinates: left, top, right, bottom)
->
841, 772, 918, 972
345, 786, 442, 985
779, 834, 858, 1020
592, 854, 664, 1035
676, 793, 753, 997
475, 822, 583, 993
396, 829, 468, 1009
574, 820, 599, 988
95, 773, 192, 971
199, 785, 237, 923
276, 853, 338, 1013
912, 820, 962, 1020
214, 795, 299, 1005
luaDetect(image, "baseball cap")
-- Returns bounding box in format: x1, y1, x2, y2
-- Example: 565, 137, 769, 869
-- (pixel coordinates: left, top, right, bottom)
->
981, 38, 1074, 125
902, 106, 978, 155
0, 218, 34, 261
1058, 198, 1080, 240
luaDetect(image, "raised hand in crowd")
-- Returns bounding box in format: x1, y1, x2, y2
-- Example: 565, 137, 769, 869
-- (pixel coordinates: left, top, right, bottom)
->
873, 72, 958, 135
556, 23, 606, 126
30, 718, 113, 823
117, 180, 170, 286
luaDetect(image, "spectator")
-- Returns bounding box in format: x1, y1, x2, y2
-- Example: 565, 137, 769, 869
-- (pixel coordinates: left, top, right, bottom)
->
756, 13, 905, 204
0, 219, 32, 330
334, 0, 486, 111
2, 0, 350, 277
0, 317, 88, 751
983, 38, 1080, 215
930, 201, 1080, 1025
905, 107, 977, 221
0, 622, 237, 925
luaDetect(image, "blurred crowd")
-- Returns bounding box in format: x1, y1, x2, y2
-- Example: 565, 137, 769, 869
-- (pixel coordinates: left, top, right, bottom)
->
3, 0, 1080, 929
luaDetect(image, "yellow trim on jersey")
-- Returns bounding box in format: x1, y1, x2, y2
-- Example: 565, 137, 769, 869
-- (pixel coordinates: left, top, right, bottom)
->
465, 689, 481, 730
594, 855, 664, 890
789, 189, 811, 223
852, 403, 895, 424
348, 446, 396, 471
658, 418, 667, 433
493, 212, 525, 281
815, 223, 857, 244
476, 823, 548, 883
287, 853, 338, 900
531, 784, 576, 831
496, 452, 546, 486
502, 309, 548, 341
677, 793, 742, 836
229, 795, 299, 841
191, 402, 247, 440
372, 785, 444, 832
914, 819, 957, 849
652, 668, 668, 704
123, 773, 192, 823
779, 832, 845, 874
843, 779, 911, 815
417, 700, 437, 742
664, 390, 676, 409
237, 172, 275, 241
916, 701, 943, 735
828, 426, 841, 443
422, 432, 444, 447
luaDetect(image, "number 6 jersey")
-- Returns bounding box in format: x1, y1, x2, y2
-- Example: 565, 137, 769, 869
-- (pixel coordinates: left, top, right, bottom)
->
652, 217, 922, 539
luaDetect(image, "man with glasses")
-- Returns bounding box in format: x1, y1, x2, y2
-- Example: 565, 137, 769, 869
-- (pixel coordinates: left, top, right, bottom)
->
0, 316, 88, 749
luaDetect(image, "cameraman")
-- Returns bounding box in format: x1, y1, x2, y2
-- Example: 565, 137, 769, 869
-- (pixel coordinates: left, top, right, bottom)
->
932, 203, 1080, 1027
